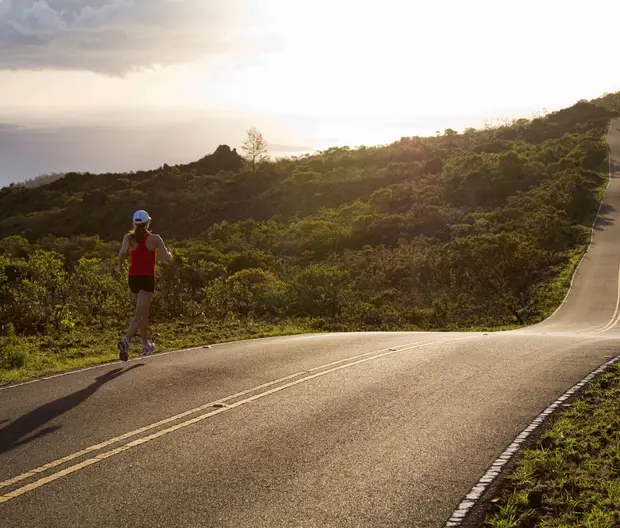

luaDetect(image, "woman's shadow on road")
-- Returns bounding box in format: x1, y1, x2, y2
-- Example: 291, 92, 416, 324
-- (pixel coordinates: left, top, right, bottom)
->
0, 364, 144, 454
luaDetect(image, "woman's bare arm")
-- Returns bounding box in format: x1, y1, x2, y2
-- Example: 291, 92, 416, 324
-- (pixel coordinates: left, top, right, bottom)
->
154, 235, 173, 263
118, 234, 131, 272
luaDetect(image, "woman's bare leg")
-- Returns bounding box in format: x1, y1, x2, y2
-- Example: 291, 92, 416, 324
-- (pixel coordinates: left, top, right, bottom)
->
126, 292, 152, 343
138, 291, 154, 347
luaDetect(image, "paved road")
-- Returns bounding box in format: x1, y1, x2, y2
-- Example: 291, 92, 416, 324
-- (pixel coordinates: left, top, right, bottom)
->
1, 121, 620, 527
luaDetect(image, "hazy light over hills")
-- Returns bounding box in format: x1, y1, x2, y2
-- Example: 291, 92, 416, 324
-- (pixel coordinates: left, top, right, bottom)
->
0, 0, 619, 184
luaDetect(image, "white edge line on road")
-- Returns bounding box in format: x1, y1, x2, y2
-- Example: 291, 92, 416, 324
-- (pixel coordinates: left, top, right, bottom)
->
0, 332, 428, 392
0, 335, 479, 504
443, 353, 620, 528
0, 335, 467, 490
590, 265, 620, 333
0, 333, 330, 392
533, 120, 614, 329
0, 345, 209, 392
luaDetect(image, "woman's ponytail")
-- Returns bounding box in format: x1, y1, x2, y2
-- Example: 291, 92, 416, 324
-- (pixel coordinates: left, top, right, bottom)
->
128, 223, 148, 244
134, 223, 147, 243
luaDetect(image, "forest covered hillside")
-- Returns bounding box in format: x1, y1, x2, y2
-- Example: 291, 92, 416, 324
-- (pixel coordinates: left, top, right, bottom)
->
1, 93, 619, 380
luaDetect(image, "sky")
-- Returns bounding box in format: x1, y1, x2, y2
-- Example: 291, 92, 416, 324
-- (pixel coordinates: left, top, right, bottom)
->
1, 0, 619, 185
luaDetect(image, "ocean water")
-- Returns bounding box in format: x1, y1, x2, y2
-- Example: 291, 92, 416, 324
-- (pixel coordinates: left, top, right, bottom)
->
1, 112, 494, 185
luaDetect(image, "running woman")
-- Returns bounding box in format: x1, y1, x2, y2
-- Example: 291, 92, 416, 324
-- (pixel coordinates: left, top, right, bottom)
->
117, 210, 173, 361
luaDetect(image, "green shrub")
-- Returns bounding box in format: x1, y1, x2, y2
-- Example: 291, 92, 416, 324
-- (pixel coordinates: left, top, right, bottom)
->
0, 341, 28, 369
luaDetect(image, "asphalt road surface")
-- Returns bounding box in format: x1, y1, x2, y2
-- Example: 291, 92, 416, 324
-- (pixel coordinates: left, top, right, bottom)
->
2, 121, 620, 527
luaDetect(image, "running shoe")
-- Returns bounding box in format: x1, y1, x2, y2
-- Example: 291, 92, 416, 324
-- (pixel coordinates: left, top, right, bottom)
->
118, 337, 129, 361
142, 342, 155, 357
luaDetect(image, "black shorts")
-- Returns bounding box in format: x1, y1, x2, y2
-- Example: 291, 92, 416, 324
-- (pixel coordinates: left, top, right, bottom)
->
128, 275, 156, 294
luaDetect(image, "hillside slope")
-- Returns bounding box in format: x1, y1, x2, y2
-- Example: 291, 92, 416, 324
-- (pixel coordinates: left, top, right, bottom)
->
0, 101, 613, 243
0, 96, 618, 379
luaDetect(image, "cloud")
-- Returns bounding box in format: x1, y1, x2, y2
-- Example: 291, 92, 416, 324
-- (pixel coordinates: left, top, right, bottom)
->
0, 0, 274, 75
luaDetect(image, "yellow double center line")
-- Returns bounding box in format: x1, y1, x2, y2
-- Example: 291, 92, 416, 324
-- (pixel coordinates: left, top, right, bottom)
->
588, 266, 620, 334
0, 334, 477, 504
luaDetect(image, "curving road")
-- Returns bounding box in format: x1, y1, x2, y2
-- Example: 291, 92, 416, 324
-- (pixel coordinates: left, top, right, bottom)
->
1, 121, 620, 527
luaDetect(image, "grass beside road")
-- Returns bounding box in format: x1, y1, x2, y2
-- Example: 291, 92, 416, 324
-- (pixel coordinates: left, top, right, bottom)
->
0, 319, 311, 385
0, 318, 523, 385
481, 361, 620, 528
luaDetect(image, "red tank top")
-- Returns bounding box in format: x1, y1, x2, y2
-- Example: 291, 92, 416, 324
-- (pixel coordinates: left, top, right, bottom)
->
129, 232, 156, 276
